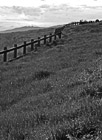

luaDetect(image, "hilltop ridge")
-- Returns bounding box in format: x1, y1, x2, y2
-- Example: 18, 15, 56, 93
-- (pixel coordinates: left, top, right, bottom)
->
0, 25, 45, 33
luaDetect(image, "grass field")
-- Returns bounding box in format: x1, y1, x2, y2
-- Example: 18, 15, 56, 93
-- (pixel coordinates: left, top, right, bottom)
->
0, 22, 102, 140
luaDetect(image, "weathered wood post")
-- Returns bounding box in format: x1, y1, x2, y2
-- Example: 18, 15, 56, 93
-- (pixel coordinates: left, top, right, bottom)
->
49, 33, 52, 42
44, 35, 46, 44
38, 37, 40, 47
23, 41, 26, 55
4, 47, 7, 62
59, 32, 62, 39
31, 39, 34, 51
14, 44, 17, 59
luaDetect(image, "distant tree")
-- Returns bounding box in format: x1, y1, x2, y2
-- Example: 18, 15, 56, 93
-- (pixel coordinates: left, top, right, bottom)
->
79, 20, 84, 24
96, 19, 99, 22
79, 20, 88, 25
83, 20, 88, 24
89, 21, 93, 23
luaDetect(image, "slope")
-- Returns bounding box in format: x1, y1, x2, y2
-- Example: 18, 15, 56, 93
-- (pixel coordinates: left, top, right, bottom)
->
0, 22, 102, 140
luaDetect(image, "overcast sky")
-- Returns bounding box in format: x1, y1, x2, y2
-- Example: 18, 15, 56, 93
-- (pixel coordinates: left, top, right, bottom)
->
0, 0, 102, 31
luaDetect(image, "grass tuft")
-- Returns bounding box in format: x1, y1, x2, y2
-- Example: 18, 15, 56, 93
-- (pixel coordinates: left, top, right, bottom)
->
33, 70, 53, 80
80, 85, 102, 99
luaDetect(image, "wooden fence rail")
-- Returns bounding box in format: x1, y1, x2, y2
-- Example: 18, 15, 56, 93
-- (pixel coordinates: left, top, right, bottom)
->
0, 32, 62, 62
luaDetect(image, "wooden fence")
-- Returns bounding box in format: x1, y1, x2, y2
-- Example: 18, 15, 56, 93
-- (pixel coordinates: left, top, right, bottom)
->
0, 32, 62, 62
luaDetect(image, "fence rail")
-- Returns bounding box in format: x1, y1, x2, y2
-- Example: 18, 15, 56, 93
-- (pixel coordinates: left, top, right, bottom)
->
0, 32, 62, 62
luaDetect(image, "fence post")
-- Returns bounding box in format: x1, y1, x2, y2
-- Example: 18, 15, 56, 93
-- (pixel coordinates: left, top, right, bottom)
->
3, 47, 7, 62
49, 33, 52, 42
14, 44, 17, 59
44, 35, 46, 44
59, 32, 62, 39
31, 39, 34, 51
38, 37, 40, 47
23, 41, 26, 55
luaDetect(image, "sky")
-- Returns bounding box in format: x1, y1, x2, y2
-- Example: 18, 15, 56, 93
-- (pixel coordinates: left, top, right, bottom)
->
0, 0, 102, 31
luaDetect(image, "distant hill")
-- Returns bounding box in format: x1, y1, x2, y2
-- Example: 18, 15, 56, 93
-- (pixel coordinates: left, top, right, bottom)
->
0, 26, 45, 33
0, 24, 67, 34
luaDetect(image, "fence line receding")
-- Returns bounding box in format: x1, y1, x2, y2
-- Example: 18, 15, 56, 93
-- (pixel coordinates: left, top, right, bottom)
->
0, 32, 62, 62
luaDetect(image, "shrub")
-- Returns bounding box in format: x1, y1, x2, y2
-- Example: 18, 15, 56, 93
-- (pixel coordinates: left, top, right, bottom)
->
33, 70, 53, 80
81, 86, 96, 97
96, 19, 100, 22
80, 85, 102, 99
47, 125, 98, 140
67, 81, 84, 89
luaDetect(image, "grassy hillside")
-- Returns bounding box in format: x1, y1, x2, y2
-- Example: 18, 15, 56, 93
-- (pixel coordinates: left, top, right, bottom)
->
0, 22, 102, 140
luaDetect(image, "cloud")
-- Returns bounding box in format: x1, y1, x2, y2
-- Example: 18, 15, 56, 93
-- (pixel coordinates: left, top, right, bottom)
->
38, 5, 76, 24
0, 3, 102, 31
12, 6, 42, 16
39, 4, 102, 24
0, 6, 43, 22
40, 4, 50, 8
80, 4, 102, 9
